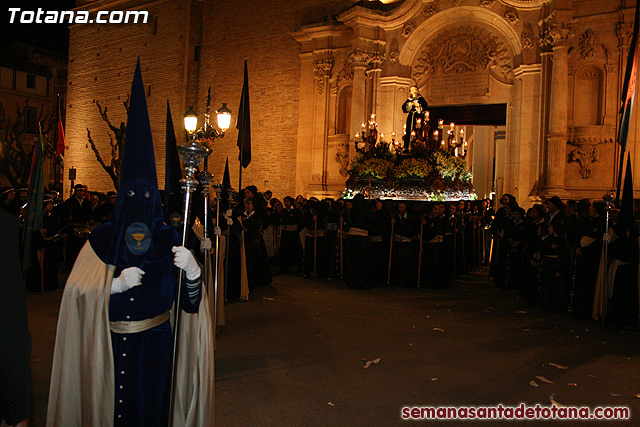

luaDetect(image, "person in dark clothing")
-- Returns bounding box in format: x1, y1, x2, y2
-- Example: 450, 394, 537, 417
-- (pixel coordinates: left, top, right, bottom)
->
94, 191, 117, 225
390, 202, 417, 287
421, 203, 446, 289
242, 198, 272, 290
343, 194, 374, 289
279, 196, 303, 274
539, 220, 571, 311
0, 208, 32, 427
302, 199, 327, 279
62, 184, 93, 270
0, 186, 19, 217
368, 200, 388, 287
572, 201, 605, 318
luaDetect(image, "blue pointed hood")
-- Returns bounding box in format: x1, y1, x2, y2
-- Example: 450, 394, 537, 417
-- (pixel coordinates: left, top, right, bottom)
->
89, 59, 179, 268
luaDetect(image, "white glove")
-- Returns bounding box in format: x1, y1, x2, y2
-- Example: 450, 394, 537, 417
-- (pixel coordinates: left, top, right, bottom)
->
172, 246, 201, 281
213, 226, 222, 236
225, 209, 233, 218
200, 237, 212, 252
111, 267, 145, 294
226, 217, 234, 226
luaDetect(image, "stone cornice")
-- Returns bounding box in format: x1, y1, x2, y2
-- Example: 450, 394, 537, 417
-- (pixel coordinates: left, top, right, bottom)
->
498, 0, 553, 11
337, 0, 423, 31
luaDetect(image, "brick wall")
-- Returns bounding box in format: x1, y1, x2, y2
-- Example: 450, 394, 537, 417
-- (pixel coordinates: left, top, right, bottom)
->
65, 0, 354, 200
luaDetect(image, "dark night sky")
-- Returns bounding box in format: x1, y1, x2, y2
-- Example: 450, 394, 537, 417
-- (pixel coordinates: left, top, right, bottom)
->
1, 0, 76, 54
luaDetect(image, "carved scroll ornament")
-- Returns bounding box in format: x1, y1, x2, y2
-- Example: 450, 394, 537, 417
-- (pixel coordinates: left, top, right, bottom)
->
412, 25, 513, 86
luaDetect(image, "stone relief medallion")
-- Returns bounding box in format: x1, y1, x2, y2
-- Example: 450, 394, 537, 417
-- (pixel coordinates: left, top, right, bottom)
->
503, 9, 519, 26
538, 23, 575, 48
423, 4, 437, 17
451, 0, 464, 6
402, 22, 416, 37
579, 29, 597, 60
480, 0, 495, 7
413, 25, 513, 101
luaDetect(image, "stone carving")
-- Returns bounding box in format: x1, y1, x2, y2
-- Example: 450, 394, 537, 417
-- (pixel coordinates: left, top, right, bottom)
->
413, 25, 513, 87
423, 4, 437, 17
538, 23, 575, 48
480, 0, 494, 7
388, 48, 400, 64
521, 32, 534, 50
579, 29, 597, 60
568, 65, 574, 76
604, 63, 616, 73
369, 51, 385, 70
314, 58, 333, 94
350, 48, 372, 67
335, 148, 350, 177
616, 23, 633, 46
423, 5, 437, 18
402, 22, 415, 37
451, 0, 464, 6
568, 147, 599, 179
503, 10, 519, 26
338, 49, 372, 82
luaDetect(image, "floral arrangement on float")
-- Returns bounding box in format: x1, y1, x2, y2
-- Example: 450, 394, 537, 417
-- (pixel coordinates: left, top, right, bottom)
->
345, 115, 475, 201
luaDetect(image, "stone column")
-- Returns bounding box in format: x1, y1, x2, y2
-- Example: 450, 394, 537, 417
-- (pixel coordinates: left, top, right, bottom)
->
542, 24, 574, 196
314, 58, 333, 191
348, 48, 372, 159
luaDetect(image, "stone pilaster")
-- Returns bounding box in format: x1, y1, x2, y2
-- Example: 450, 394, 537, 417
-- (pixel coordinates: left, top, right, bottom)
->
541, 24, 574, 197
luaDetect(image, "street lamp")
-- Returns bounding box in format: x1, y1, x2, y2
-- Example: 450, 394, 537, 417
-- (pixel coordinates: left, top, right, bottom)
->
183, 106, 198, 136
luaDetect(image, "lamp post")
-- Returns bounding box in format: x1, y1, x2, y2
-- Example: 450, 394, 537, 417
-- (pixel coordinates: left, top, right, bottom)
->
168, 93, 230, 425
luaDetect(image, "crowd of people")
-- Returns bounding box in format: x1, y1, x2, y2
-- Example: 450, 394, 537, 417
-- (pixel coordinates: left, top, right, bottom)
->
213, 187, 638, 331
3, 180, 638, 332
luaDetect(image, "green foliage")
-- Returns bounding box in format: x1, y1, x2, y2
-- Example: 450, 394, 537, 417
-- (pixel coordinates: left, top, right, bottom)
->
395, 158, 433, 179
349, 155, 395, 179
431, 149, 473, 183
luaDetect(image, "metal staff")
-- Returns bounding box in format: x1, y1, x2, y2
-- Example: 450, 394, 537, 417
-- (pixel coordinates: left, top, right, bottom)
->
339, 218, 344, 279
387, 221, 395, 285
212, 183, 224, 326
168, 140, 209, 426
224, 188, 234, 302
417, 219, 424, 287
313, 216, 318, 277
600, 193, 613, 330
197, 171, 213, 306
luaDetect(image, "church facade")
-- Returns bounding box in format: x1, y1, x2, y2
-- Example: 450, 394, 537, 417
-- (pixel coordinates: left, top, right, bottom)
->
65, 0, 639, 206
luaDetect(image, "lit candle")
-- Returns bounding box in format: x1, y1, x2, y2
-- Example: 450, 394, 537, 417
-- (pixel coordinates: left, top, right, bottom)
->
450, 122, 455, 131
460, 129, 464, 136
434, 130, 439, 137
391, 132, 396, 138
355, 132, 360, 141
425, 111, 430, 120
441, 140, 445, 146
438, 119, 444, 128
361, 122, 366, 131
371, 113, 376, 121
380, 133, 385, 142
416, 118, 422, 128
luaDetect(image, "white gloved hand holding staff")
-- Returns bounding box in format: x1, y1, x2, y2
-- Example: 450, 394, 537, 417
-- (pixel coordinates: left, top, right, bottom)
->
172, 246, 201, 280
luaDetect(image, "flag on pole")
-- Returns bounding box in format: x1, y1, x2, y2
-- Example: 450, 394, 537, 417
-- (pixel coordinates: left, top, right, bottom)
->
223, 157, 231, 189
236, 59, 251, 168
617, 0, 640, 151
21, 137, 45, 271
56, 103, 65, 157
